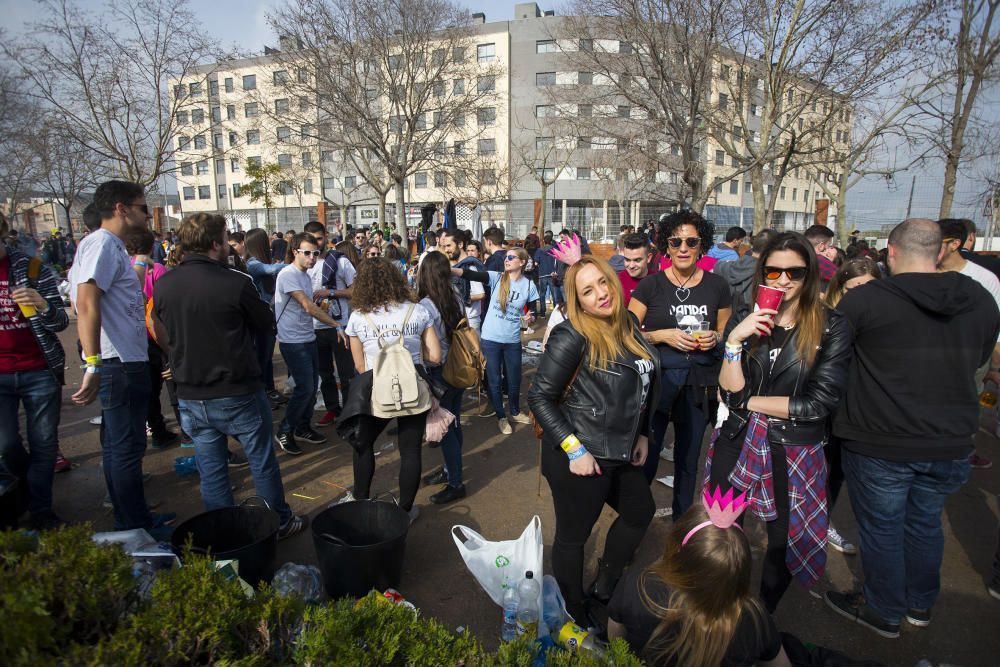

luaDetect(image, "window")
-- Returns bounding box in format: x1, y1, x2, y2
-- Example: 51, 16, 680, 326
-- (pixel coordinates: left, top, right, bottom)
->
218, 184, 227, 199
414, 172, 428, 188
478, 138, 496, 154
620, 40, 633, 54
579, 38, 593, 52
173, 84, 184, 99
729, 180, 739, 195
213, 133, 223, 149
177, 110, 189, 124
780, 186, 786, 200
578, 71, 593, 85
798, 117, 804, 131
209, 80, 219, 96
750, 103, 759, 116
477, 75, 495, 94
189, 81, 202, 97
432, 48, 446, 66
536, 167, 555, 181
536, 40, 558, 54
196, 160, 208, 175
226, 104, 236, 120
192, 108, 205, 124
345, 176, 357, 188
576, 167, 591, 180
275, 98, 289, 115
277, 153, 292, 167
227, 158, 239, 173
182, 186, 195, 200
303, 178, 313, 194
732, 124, 742, 140
388, 54, 402, 70
177, 136, 190, 150
715, 183, 722, 194
245, 102, 259, 118
477, 107, 496, 126
301, 152, 312, 167
242, 74, 256, 90
535, 105, 554, 118
211, 106, 221, 122
731, 155, 738, 167
246, 130, 260, 145
477, 43, 495, 62
276, 126, 291, 142
297, 68, 309, 84
453, 113, 465, 128
198, 185, 211, 200
300, 124, 314, 139
536, 72, 556, 86
452, 46, 465, 63
744, 180, 752, 193
299, 96, 310, 112
434, 171, 446, 188
433, 81, 444, 98
718, 93, 728, 110
194, 134, 206, 149
536, 136, 553, 150
455, 172, 466, 187
232, 183, 242, 198
618, 105, 630, 118
229, 131, 238, 147
247, 156, 261, 168
215, 159, 225, 174
479, 169, 496, 186
273, 70, 288, 85
180, 161, 193, 176
225, 77, 234, 93
715, 150, 724, 166
323, 177, 336, 191
804, 190, 810, 201
792, 188, 798, 201
453, 79, 465, 95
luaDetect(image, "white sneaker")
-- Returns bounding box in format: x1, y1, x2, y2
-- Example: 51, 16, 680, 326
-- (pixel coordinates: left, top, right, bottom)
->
659, 445, 674, 462
498, 418, 513, 435
510, 412, 532, 425
89, 415, 102, 426
827, 526, 858, 555
408, 505, 420, 525
335, 491, 355, 505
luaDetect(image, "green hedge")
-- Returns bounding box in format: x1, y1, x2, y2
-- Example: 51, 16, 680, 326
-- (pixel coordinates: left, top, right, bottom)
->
0, 525, 642, 666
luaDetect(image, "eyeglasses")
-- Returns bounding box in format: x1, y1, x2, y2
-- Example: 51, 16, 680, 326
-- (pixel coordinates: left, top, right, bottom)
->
764, 266, 808, 281
296, 249, 321, 257
366, 251, 380, 257
129, 203, 150, 215
504, 254, 521, 261
667, 237, 700, 249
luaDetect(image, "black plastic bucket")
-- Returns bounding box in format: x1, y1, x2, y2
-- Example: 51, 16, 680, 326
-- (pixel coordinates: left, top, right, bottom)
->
171, 499, 280, 586
0, 474, 19, 530
311, 500, 409, 598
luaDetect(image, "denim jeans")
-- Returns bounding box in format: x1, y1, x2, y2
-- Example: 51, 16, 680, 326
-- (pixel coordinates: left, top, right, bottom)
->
254, 328, 277, 393
279, 341, 319, 433
428, 366, 464, 487
537, 277, 563, 316
315, 328, 355, 414
179, 389, 292, 523
843, 449, 971, 623
481, 339, 523, 419
99, 360, 153, 530
0, 370, 61, 515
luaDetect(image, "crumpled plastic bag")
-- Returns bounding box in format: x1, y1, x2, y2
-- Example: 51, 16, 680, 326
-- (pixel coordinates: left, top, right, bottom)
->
424, 398, 456, 442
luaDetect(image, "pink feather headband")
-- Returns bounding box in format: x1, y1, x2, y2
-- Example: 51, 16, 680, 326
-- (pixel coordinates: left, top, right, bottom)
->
682, 486, 749, 546
548, 232, 582, 267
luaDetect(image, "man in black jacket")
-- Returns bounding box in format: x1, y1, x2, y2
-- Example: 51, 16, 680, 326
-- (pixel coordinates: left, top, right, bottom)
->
152, 213, 307, 540
825, 219, 1000, 638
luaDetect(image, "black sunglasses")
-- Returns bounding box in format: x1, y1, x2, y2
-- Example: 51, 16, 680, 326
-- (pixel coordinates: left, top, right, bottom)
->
667, 237, 700, 249
130, 203, 150, 215
764, 266, 808, 281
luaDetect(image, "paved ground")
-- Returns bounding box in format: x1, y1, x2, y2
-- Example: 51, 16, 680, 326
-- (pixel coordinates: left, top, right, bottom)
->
33, 317, 1000, 666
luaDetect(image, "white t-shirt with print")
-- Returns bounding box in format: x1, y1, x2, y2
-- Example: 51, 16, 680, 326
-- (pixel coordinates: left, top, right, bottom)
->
345, 301, 433, 369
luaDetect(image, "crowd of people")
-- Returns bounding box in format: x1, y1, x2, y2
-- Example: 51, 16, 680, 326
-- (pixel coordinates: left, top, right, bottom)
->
2, 178, 1000, 665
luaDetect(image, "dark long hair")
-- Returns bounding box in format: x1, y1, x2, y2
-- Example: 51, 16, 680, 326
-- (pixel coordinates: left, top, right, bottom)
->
417, 251, 464, 338
655, 211, 715, 258
825, 257, 881, 308
352, 256, 414, 313
244, 228, 273, 264
752, 232, 824, 365
335, 240, 360, 268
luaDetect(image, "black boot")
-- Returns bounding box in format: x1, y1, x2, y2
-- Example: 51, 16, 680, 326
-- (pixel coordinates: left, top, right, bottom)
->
588, 558, 622, 605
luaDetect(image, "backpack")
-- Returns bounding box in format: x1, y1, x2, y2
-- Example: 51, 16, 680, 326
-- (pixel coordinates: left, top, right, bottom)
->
443, 317, 485, 389
363, 304, 431, 418
320, 250, 346, 320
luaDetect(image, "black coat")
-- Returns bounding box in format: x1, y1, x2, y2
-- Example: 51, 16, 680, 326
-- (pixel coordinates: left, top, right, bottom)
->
720, 306, 853, 447
336, 370, 373, 451
528, 318, 660, 462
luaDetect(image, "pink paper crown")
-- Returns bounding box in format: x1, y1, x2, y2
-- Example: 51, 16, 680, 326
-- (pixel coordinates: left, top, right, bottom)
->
548, 232, 582, 267
682, 486, 749, 546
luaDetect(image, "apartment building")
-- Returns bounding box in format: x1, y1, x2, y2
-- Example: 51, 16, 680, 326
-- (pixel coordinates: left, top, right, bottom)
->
170, 2, 846, 237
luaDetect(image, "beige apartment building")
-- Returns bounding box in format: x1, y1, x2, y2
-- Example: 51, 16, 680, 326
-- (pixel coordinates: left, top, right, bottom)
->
170, 2, 846, 237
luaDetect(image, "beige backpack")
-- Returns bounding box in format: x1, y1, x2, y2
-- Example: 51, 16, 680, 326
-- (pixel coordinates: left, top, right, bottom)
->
363, 304, 431, 418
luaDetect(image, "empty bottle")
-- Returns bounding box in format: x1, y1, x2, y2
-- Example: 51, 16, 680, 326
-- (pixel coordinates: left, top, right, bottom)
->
556, 622, 608, 658
501, 577, 520, 641
517, 570, 541, 638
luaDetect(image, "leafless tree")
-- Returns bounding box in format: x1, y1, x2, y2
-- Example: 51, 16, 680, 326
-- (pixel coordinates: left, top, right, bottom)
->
4, 0, 220, 186
34, 121, 105, 233
439, 145, 524, 226
266, 0, 501, 237
510, 108, 579, 232
0, 63, 42, 223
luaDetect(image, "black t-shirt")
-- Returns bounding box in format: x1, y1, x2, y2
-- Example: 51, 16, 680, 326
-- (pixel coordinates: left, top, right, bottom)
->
608, 568, 782, 667
630, 271, 731, 368
766, 325, 791, 367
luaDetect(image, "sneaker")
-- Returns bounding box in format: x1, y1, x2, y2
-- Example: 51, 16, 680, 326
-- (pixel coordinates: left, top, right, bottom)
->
497, 418, 512, 435
267, 390, 288, 405
276, 432, 302, 456
149, 524, 175, 542
27, 510, 66, 531
53, 453, 73, 473
430, 484, 466, 505
988, 579, 1000, 601
476, 404, 496, 418
151, 431, 179, 450
89, 415, 103, 426
315, 411, 338, 427
151, 512, 177, 527
824, 591, 900, 639
510, 412, 532, 425
277, 514, 309, 540
179, 432, 194, 447
422, 469, 448, 486
335, 490, 355, 505
659, 445, 674, 462
905, 608, 931, 628
407, 506, 420, 525
227, 449, 250, 468
969, 453, 993, 469
294, 428, 327, 445
828, 526, 858, 555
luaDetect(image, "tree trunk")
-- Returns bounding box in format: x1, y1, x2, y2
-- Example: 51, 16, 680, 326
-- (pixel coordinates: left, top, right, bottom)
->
939, 148, 961, 219
339, 206, 348, 232
394, 180, 406, 238
538, 182, 548, 230
751, 168, 768, 232
377, 192, 387, 228
835, 174, 851, 247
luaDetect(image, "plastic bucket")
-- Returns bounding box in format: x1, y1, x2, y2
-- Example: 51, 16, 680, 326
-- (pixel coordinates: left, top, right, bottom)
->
171, 500, 280, 586
311, 500, 409, 598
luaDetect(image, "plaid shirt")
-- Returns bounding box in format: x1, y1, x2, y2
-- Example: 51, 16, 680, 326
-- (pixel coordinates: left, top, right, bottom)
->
816, 254, 838, 283
705, 413, 828, 587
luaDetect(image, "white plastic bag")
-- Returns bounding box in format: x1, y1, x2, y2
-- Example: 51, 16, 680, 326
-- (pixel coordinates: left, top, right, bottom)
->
452, 516, 544, 636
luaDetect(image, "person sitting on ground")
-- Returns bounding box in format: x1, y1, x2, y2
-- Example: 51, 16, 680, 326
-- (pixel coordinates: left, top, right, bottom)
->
708, 226, 748, 262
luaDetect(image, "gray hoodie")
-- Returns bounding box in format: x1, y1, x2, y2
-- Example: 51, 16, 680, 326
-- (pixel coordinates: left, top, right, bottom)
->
713, 254, 758, 309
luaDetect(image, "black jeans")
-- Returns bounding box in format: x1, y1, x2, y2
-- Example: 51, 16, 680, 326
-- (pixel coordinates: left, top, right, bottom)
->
542, 443, 654, 621
147, 341, 169, 437
315, 328, 355, 414
711, 432, 791, 613
646, 382, 708, 517
825, 435, 846, 510
352, 412, 427, 511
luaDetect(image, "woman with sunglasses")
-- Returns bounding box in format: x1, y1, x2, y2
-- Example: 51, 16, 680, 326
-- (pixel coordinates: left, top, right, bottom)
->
628, 211, 731, 517
364, 243, 382, 260
710, 232, 852, 612
453, 247, 538, 435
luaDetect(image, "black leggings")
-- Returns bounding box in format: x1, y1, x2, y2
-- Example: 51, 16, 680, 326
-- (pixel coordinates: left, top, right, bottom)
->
825, 435, 846, 510
710, 433, 791, 613
315, 328, 355, 414
352, 412, 426, 511
542, 443, 655, 620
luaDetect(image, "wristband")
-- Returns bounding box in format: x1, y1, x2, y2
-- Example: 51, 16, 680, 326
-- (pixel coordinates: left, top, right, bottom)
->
566, 446, 589, 461
83, 364, 101, 374
560, 434, 582, 453
134, 261, 147, 268
723, 346, 742, 363
84, 355, 101, 365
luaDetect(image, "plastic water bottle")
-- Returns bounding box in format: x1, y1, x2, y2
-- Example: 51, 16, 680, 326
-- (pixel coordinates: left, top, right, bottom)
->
556, 622, 608, 658
501, 578, 520, 641
516, 571, 541, 638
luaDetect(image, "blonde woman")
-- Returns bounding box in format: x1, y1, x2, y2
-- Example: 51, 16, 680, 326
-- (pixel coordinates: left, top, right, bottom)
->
527, 256, 658, 626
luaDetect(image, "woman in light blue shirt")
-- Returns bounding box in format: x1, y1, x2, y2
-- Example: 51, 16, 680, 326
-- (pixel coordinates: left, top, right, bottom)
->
244, 228, 286, 402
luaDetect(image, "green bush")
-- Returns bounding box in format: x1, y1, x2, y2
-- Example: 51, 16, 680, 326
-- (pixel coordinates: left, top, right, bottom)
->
0, 526, 640, 666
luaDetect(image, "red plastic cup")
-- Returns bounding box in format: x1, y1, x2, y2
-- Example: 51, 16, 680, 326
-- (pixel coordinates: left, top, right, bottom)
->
754, 285, 784, 336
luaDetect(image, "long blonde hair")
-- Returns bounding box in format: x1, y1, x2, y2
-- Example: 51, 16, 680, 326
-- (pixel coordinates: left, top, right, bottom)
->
564, 256, 651, 369
497, 246, 529, 311
641, 504, 765, 666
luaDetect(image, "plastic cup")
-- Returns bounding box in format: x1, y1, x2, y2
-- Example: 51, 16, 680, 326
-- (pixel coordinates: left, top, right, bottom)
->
18, 304, 37, 318
754, 285, 784, 336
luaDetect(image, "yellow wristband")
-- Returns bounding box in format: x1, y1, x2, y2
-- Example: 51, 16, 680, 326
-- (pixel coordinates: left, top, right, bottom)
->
85, 355, 101, 365
560, 434, 581, 453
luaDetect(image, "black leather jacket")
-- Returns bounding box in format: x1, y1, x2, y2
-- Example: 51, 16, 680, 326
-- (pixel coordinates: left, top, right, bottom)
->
528, 318, 660, 461
720, 307, 853, 446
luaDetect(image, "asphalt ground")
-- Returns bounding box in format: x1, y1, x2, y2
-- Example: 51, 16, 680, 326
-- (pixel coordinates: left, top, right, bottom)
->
25, 314, 1000, 666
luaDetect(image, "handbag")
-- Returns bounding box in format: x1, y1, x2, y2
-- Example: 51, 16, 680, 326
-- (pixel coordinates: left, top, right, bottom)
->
530, 356, 584, 440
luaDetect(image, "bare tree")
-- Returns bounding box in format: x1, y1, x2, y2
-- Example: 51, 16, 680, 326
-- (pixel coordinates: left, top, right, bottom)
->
0, 63, 42, 224
4, 0, 220, 186
34, 121, 105, 233
510, 107, 579, 231
439, 144, 524, 226
266, 0, 500, 237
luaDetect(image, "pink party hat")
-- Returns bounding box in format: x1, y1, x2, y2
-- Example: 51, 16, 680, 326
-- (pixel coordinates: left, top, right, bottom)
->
703, 486, 749, 529
548, 232, 582, 267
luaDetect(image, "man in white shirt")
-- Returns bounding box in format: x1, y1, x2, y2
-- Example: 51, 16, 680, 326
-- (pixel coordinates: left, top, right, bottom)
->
439, 229, 485, 331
